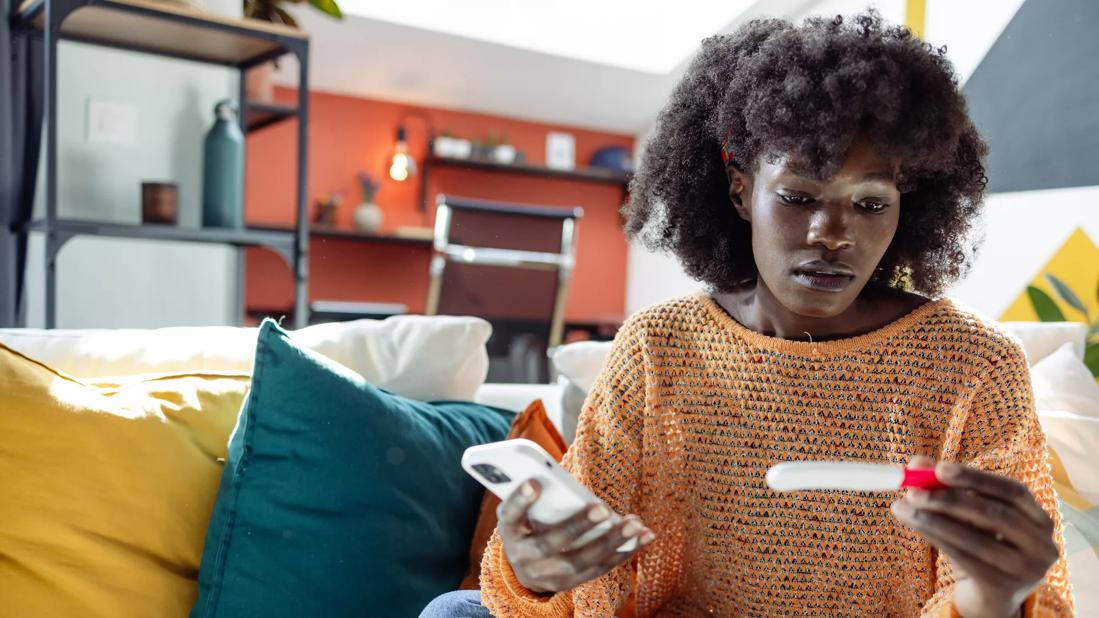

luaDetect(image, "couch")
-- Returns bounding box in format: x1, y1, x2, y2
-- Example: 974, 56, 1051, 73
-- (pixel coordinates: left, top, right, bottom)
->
0, 315, 1095, 615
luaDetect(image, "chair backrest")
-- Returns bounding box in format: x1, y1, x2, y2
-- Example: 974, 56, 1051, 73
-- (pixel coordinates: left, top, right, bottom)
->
425, 195, 582, 350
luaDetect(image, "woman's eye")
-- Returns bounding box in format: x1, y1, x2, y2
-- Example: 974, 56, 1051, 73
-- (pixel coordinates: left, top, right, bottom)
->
858, 200, 890, 213
778, 193, 813, 205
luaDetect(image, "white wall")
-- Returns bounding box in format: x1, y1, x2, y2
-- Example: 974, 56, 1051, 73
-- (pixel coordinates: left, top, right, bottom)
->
949, 186, 1099, 317
924, 0, 1027, 85
791, 0, 904, 24
625, 0, 1030, 315
23, 0, 242, 328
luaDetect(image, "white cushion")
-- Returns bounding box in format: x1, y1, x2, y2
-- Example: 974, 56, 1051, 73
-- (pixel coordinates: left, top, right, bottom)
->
1031, 343, 1099, 418
1038, 409, 1099, 502
475, 383, 565, 435
1035, 408, 1099, 617
0, 315, 491, 402
552, 340, 613, 393
551, 341, 613, 443
0, 326, 258, 376
1001, 321, 1088, 365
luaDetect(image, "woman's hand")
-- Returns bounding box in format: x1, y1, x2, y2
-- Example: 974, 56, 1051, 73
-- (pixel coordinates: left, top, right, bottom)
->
892, 456, 1059, 618
497, 479, 655, 594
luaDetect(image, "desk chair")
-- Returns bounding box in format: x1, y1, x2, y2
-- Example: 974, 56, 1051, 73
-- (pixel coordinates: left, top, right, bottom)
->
425, 195, 583, 383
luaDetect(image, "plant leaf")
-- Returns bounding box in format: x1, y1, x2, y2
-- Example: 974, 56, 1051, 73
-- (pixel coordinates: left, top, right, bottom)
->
1044, 273, 1088, 317
309, 0, 342, 18
1085, 343, 1099, 378
271, 5, 299, 27
1027, 286, 1066, 322
1089, 321, 1099, 340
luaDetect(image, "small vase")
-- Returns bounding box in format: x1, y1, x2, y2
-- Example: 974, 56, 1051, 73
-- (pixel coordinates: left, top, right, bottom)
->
353, 202, 384, 232
493, 144, 517, 164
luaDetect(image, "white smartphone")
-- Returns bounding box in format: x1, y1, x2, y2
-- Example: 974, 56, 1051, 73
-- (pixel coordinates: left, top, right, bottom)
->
462, 439, 638, 552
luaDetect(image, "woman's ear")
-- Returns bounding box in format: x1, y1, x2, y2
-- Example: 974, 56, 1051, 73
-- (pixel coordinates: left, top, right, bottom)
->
728, 167, 751, 222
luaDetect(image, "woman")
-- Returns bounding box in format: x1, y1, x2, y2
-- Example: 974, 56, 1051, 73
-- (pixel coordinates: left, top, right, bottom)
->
423, 11, 1073, 617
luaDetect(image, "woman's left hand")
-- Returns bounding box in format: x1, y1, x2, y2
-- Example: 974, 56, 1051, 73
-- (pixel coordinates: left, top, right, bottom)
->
891, 456, 1059, 618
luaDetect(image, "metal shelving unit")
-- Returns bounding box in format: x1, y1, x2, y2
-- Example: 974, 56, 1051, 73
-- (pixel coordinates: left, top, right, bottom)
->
419, 153, 632, 211
23, 219, 298, 257
6, 0, 311, 328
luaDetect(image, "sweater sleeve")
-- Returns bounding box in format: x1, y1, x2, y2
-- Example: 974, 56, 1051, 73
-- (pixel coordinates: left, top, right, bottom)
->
479, 318, 648, 618
919, 340, 1075, 617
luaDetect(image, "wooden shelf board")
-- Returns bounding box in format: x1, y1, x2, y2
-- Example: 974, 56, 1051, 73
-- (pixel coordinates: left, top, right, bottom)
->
17, 0, 306, 67
427, 155, 631, 185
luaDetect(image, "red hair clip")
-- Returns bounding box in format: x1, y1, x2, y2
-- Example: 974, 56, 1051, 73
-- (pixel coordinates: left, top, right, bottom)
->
720, 130, 734, 165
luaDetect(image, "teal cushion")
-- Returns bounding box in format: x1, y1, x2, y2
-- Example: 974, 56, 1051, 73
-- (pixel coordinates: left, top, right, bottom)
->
191, 319, 513, 617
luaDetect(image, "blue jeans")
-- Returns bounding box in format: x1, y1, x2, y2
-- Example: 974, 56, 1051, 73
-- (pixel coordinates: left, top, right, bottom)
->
419, 590, 492, 618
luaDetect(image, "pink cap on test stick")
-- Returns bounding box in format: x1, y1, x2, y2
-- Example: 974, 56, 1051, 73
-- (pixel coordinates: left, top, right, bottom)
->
901, 467, 947, 490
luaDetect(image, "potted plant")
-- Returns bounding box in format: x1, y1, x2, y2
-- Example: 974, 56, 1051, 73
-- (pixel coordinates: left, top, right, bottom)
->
243, 0, 343, 102
352, 171, 383, 232
492, 133, 517, 164
1028, 273, 1099, 378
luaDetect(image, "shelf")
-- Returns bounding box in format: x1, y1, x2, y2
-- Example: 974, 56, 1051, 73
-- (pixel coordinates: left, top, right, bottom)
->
25, 219, 296, 250
245, 102, 298, 133
426, 155, 632, 186
253, 225, 434, 246
16, 0, 307, 67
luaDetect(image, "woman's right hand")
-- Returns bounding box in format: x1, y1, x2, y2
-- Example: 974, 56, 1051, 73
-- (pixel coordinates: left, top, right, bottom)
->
496, 479, 655, 594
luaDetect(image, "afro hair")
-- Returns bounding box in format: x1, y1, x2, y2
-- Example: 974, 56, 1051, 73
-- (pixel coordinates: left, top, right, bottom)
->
625, 11, 988, 296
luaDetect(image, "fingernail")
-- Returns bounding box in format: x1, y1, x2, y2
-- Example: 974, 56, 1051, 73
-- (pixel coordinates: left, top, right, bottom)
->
520, 482, 535, 498
908, 488, 928, 503
892, 501, 909, 517
937, 461, 960, 478
588, 505, 609, 522
623, 520, 642, 536
640, 531, 656, 544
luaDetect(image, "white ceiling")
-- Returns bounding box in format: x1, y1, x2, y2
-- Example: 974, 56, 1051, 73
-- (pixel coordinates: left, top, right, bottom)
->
276, 0, 815, 134
337, 0, 756, 75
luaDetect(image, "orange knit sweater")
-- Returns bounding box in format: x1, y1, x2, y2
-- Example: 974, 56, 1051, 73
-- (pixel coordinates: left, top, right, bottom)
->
479, 294, 1074, 617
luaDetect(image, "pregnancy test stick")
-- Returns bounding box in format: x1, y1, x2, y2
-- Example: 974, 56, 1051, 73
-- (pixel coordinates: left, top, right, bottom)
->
766, 461, 947, 492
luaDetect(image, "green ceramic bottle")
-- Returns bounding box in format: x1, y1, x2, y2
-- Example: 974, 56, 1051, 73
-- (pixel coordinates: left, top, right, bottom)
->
202, 99, 244, 228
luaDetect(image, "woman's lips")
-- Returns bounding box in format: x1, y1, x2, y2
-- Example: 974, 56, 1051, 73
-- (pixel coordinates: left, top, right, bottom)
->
792, 270, 855, 292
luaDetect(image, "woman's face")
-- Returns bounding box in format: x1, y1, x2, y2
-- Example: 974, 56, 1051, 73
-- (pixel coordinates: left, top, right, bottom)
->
729, 136, 902, 318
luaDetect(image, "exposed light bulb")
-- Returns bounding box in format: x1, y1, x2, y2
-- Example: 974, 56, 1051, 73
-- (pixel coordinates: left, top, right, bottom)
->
389, 152, 412, 182
389, 127, 417, 182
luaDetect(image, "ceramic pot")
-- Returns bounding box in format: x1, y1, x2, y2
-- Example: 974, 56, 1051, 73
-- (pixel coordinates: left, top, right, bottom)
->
353, 202, 384, 232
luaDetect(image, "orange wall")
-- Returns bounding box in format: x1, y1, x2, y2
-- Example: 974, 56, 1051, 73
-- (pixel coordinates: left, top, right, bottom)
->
244, 88, 633, 322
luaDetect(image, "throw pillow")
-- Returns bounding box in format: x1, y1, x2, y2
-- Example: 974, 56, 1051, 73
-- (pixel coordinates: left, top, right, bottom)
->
552, 340, 612, 442
1000, 321, 1088, 365
1037, 411, 1099, 617
459, 399, 568, 590
0, 314, 491, 401
1031, 342, 1099, 417
0, 342, 250, 617
191, 319, 514, 618
552, 340, 613, 393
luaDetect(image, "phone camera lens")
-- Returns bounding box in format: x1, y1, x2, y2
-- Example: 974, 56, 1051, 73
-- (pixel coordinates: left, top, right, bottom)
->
472, 463, 512, 484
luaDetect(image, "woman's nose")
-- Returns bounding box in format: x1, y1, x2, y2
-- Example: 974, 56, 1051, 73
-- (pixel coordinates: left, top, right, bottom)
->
806, 205, 854, 251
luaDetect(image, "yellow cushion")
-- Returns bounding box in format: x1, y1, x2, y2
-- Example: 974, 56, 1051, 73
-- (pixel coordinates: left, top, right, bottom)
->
0, 342, 249, 617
